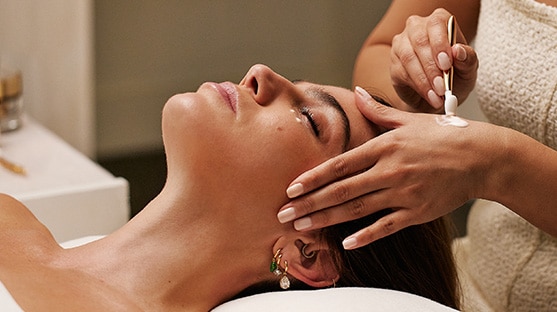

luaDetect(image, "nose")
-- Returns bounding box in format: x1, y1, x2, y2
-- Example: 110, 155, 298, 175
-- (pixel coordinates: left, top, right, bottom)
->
239, 64, 293, 106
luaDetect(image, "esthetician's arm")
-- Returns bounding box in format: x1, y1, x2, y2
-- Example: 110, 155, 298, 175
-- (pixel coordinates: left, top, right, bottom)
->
276, 2, 482, 248
278, 90, 557, 249
277, 1, 557, 248
352, 1, 480, 112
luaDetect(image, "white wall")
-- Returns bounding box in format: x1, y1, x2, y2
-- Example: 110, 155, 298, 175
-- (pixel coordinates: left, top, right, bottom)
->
0, 0, 95, 157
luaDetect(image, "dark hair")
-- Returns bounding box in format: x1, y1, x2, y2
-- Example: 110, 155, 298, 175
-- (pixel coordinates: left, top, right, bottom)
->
235, 210, 460, 309
323, 210, 460, 309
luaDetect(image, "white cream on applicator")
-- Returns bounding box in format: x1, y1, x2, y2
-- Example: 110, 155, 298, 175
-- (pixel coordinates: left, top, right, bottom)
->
435, 15, 469, 128
437, 87, 469, 127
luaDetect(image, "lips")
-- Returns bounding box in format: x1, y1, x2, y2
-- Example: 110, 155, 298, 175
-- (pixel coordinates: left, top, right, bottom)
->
213, 82, 238, 113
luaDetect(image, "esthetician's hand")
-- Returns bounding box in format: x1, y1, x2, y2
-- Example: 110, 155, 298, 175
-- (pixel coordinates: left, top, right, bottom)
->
278, 87, 491, 249
390, 8, 478, 111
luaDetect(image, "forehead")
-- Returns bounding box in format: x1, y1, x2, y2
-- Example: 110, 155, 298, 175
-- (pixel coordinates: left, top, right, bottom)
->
299, 82, 377, 150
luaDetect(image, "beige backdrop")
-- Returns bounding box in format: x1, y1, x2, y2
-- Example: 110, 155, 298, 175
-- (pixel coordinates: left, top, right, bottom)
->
1, 1, 486, 160
94, 0, 392, 158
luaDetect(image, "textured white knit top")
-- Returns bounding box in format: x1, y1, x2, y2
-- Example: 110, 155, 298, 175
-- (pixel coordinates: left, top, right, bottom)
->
455, 1, 557, 311
475, 0, 557, 149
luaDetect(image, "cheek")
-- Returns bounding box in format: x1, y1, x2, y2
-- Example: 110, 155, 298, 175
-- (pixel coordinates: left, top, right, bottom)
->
227, 130, 320, 208
237, 118, 324, 186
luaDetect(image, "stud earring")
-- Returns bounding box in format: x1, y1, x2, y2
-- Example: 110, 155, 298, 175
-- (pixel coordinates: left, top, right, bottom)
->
301, 243, 316, 259
270, 248, 290, 289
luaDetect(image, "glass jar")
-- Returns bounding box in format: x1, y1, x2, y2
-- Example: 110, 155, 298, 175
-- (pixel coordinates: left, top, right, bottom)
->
0, 68, 23, 132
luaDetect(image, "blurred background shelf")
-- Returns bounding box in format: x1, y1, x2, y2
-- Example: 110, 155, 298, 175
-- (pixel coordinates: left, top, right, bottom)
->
0, 117, 129, 242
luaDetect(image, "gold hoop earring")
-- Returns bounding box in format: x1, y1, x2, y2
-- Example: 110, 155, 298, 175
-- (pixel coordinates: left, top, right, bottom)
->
301, 244, 316, 259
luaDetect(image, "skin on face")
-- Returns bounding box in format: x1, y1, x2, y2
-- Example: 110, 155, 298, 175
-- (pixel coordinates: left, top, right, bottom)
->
161, 64, 379, 227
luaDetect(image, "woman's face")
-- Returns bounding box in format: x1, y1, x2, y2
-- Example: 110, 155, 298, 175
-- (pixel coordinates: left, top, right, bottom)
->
161, 64, 379, 220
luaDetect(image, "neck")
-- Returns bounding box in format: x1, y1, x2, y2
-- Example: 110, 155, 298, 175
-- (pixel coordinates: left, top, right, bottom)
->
62, 187, 277, 311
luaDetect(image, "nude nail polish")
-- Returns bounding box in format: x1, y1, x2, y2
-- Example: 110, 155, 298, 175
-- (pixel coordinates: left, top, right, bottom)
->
437, 52, 451, 71
433, 76, 445, 96
286, 183, 304, 198
454, 44, 467, 62
294, 217, 312, 231
342, 237, 358, 249
427, 90, 443, 109
355, 86, 372, 101
277, 207, 296, 223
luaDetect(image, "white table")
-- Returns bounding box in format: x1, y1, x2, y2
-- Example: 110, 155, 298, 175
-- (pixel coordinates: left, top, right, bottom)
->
0, 117, 129, 242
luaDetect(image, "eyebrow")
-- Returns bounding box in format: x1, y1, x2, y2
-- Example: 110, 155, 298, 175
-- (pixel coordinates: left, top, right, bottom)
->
306, 87, 351, 152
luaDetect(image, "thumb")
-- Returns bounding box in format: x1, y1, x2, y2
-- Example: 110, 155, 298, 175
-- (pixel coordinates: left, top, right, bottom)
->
354, 86, 407, 130
451, 44, 478, 81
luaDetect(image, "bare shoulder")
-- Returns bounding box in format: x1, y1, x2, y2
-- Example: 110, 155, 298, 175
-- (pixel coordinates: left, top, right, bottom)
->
0, 195, 141, 310
0, 194, 58, 263
11, 269, 143, 312
0, 193, 26, 211
0, 193, 45, 233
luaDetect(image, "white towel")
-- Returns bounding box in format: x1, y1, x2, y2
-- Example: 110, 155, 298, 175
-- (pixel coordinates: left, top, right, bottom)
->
213, 287, 459, 312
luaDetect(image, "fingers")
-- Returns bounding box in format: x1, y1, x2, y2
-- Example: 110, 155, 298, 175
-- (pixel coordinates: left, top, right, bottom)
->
342, 210, 413, 249
450, 44, 478, 101
285, 136, 381, 200
354, 86, 408, 128
427, 9, 455, 71
391, 27, 442, 109
451, 44, 478, 81
390, 9, 456, 110
280, 163, 386, 226
289, 189, 383, 232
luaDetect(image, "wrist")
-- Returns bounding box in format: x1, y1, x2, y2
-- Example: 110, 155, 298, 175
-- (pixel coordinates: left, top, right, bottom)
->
462, 122, 505, 201
476, 124, 516, 204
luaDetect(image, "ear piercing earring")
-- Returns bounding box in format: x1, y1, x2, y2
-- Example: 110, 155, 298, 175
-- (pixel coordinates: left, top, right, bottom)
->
279, 260, 290, 289
270, 248, 290, 289
301, 243, 316, 259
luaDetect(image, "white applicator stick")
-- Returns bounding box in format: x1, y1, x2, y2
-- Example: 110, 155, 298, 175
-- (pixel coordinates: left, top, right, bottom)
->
443, 15, 457, 116
436, 15, 469, 127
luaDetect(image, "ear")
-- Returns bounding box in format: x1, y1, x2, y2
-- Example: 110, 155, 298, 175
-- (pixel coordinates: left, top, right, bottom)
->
273, 233, 339, 288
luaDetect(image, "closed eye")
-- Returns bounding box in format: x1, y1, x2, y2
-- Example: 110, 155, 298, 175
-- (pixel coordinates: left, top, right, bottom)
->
300, 106, 320, 137
292, 81, 350, 151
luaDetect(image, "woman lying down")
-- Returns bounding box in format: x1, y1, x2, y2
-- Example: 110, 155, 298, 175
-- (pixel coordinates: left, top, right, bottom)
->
0, 65, 459, 311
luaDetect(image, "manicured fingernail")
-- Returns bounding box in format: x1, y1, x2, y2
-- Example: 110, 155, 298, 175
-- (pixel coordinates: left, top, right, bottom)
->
355, 86, 372, 101
427, 89, 443, 109
277, 207, 296, 223
433, 76, 445, 95
294, 217, 312, 231
286, 183, 304, 198
342, 236, 358, 249
437, 52, 451, 71
454, 44, 467, 62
